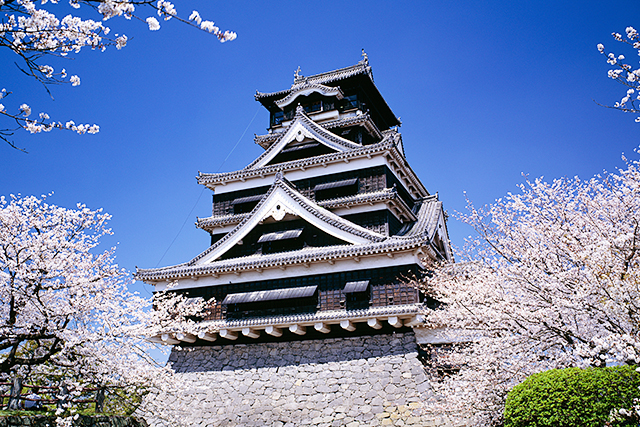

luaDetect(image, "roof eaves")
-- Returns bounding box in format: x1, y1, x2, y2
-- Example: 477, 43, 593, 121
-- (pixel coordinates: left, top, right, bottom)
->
197, 188, 405, 231
201, 303, 423, 330
197, 139, 394, 186
135, 230, 433, 282
254, 112, 382, 151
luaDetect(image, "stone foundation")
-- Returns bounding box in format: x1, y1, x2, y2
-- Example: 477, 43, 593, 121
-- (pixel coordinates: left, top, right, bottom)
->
145, 332, 459, 427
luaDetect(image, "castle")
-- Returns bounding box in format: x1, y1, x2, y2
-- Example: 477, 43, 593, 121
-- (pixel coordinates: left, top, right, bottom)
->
137, 53, 455, 427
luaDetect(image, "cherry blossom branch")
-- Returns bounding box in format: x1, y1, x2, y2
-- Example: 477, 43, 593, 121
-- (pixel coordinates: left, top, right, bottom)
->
0, 0, 236, 150
597, 27, 640, 121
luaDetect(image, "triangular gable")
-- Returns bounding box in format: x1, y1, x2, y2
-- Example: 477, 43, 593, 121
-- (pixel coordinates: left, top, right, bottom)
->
189, 173, 386, 266
245, 106, 363, 170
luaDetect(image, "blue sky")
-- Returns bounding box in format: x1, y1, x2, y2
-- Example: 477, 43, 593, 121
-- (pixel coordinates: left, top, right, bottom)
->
2, 0, 640, 298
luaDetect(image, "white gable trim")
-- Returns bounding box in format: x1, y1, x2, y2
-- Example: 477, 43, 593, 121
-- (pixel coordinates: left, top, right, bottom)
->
248, 108, 362, 169
275, 83, 344, 109
193, 179, 384, 265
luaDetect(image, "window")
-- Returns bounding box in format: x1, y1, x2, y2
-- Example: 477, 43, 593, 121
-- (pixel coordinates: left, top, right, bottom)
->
271, 111, 284, 127
259, 228, 304, 254
304, 100, 322, 113
343, 94, 359, 110
344, 280, 370, 310
231, 194, 263, 214
314, 178, 359, 201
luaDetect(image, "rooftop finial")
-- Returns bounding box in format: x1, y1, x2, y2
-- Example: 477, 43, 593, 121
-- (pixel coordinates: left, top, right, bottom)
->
361, 49, 369, 65
294, 66, 303, 82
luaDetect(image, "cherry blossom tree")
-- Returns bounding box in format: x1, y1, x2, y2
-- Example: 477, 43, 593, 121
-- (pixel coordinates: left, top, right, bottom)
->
420, 150, 640, 425
0, 193, 209, 421
597, 26, 640, 121
0, 0, 236, 151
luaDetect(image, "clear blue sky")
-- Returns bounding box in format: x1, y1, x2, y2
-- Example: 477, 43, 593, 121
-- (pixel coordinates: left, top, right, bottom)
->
2, 0, 640, 298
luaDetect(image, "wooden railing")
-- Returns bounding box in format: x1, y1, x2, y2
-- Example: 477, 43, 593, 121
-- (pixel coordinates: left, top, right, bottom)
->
0, 378, 106, 413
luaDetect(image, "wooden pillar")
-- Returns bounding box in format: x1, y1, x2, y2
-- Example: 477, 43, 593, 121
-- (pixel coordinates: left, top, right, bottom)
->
7, 377, 22, 410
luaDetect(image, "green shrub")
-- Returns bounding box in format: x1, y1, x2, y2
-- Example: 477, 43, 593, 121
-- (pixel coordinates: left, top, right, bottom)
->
504, 366, 640, 427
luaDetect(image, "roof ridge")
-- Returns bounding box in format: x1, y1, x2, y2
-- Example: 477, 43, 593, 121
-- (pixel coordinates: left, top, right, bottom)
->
255, 60, 371, 100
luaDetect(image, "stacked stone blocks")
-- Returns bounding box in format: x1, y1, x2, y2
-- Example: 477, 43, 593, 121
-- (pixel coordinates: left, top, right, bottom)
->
156, 332, 455, 427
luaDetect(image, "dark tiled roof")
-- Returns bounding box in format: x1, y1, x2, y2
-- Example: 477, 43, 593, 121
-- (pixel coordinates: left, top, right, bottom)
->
255, 60, 373, 100
195, 187, 415, 231
136, 192, 444, 282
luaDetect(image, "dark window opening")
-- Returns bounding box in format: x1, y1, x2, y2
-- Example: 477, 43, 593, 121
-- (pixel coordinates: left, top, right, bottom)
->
231, 194, 263, 215
267, 142, 335, 165
314, 178, 359, 201
270, 98, 338, 127
224, 286, 318, 319
339, 94, 365, 112
259, 228, 304, 254
271, 110, 285, 126
340, 127, 374, 145
304, 100, 322, 113
233, 201, 259, 214
344, 280, 370, 310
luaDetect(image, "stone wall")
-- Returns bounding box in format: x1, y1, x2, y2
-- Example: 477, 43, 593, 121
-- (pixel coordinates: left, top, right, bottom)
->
144, 332, 459, 427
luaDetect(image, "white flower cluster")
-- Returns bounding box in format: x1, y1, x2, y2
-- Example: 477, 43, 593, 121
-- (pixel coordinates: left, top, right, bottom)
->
188, 9, 237, 42
146, 16, 160, 31
598, 26, 640, 121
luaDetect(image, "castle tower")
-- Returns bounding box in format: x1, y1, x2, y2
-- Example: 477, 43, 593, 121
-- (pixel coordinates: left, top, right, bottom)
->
137, 55, 454, 427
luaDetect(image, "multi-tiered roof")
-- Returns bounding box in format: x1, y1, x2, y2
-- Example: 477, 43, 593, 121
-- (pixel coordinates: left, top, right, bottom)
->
137, 54, 452, 345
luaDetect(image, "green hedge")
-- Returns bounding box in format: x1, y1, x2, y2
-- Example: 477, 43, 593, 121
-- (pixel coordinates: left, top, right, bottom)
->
504, 366, 640, 427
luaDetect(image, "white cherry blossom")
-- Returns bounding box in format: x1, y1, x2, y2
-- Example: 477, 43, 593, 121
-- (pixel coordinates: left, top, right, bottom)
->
0, 194, 211, 424
420, 149, 640, 425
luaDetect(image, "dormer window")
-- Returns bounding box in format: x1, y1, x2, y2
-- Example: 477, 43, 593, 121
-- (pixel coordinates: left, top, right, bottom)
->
258, 228, 304, 254
341, 94, 363, 111
304, 100, 322, 113
270, 98, 337, 127
314, 178, 359, 201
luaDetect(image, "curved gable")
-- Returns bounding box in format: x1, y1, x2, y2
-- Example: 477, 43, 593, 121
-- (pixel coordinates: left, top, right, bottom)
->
245, 107, 362, 170
190, 175, 386, 266
275, 83, 344, 109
